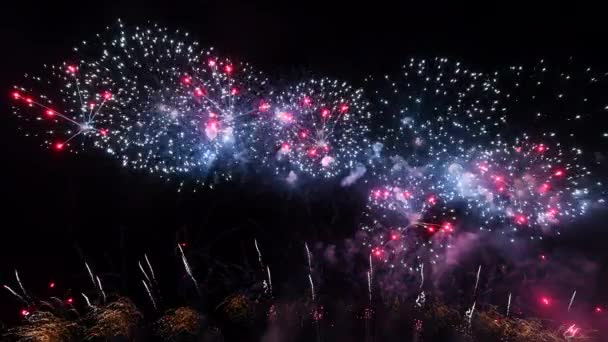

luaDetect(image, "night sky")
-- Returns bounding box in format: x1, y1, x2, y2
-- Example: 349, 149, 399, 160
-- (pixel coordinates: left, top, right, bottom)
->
1, 1, 608, 339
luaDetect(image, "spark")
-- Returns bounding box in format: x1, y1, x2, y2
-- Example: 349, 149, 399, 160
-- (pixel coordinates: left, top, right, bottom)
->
541, 296, 550, 306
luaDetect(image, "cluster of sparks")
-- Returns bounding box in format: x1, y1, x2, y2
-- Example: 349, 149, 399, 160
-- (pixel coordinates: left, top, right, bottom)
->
262, 79, 371, 177
358, 58, 605, 269
10, 24, 606, 267
11, 21, 371, 182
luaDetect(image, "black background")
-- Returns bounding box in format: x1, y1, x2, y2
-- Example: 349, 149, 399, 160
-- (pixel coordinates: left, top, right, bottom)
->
1, 0, 608, 335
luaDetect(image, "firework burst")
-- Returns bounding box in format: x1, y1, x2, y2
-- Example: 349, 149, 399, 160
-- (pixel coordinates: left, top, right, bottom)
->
10, 21, 268, 184
262, 78, 371, 178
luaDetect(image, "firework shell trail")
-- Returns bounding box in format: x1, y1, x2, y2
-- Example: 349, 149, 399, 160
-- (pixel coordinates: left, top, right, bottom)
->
81, 293, 95, 309
144, 253, 157, 283
568, 290, 576, 313
254, 238, 264, 271
420, 263, 424, 289
506, 292, 511, 316
266, 265, 273, 297
85, 262, 97, 290
178, 243, 200, 295
465, 301, 476, 325
142, 279, 158, 311
138, 261, 152, 285
14, 270, 28, 299
367, 271, 372, 303
305, 242, 312, 274
3, 285, 27, 304
96, 276, 107, 303
369, 253, 373, 279
474, 265, 481, 295
308, 274, 315, 302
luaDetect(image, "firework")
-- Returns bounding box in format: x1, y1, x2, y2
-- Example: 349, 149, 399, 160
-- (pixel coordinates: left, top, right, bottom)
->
9, 311, 79, 342
217, 293, 253, 322
86, 297, 142, 339
262, 77, 371, 178
445, 136, 593, 232
7, 24, 608, 341
157, 307, 201, 339
11, 21, 268, 184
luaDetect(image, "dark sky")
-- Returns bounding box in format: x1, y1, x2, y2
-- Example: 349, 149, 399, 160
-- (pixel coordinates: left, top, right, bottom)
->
1, 0, 607, 333
2, 1, 608, 77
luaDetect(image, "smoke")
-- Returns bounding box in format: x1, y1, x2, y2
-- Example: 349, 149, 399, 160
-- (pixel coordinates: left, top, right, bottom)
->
286, 171, 298, 184
340, 165, 366, 187
372, 142, 383, 158
443, 232, 481, 267
261, 302, 303, 342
